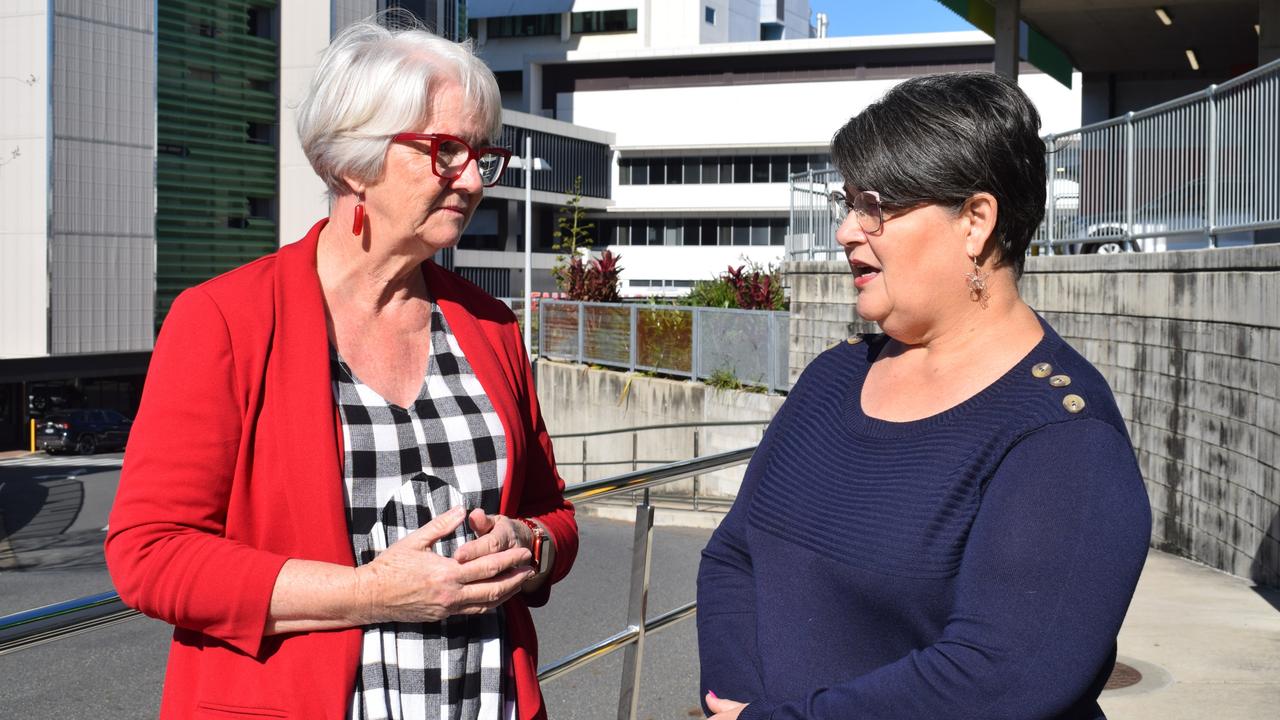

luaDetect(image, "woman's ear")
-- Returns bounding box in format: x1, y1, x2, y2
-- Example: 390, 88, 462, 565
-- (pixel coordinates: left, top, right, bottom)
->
961, 192, 998, 260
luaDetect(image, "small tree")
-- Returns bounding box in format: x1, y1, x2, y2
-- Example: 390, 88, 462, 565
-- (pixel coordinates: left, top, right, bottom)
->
551, 176, 594, 288
558, 250, 623, 302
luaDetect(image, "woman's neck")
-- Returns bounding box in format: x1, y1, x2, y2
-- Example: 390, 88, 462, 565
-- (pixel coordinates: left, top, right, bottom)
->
316, 219, 429, 316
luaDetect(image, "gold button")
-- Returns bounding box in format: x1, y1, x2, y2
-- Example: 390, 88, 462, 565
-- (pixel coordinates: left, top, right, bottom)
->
1062, 394, 1086, 413
846, 336, 862, 345
1049, 374, 1071, 388
1032, 362, 1052, 378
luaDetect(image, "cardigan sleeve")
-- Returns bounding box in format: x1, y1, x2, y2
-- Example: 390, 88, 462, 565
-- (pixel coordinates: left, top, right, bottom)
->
508, 320, 578, 608
104, 288, 289, 657
737, 418, 1152, 720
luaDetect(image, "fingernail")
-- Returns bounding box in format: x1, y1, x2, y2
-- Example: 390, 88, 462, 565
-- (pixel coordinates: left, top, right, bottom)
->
708, 690, 717, 699
450, 506, 465, 516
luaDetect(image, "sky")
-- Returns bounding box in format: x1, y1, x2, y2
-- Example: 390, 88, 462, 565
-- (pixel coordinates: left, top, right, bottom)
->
813, 0, 978, 37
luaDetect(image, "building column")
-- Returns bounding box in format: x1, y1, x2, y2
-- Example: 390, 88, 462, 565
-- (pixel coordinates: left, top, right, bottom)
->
993, 0, 1021, 80
1262, 0, 1280, 65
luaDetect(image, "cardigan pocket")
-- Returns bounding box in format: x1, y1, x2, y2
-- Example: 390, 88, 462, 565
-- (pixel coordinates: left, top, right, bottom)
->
195, 702, 289, 719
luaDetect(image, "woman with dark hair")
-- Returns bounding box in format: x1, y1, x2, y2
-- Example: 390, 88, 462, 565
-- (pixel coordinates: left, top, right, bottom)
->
697, 72, 1150, 720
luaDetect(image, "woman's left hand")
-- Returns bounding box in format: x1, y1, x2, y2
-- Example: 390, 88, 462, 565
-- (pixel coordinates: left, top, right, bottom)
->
706, 691, 748, 719
456, 509, 547, 592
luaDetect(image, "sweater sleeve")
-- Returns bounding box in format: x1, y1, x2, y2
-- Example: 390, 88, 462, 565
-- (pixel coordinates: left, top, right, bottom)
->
697, 402, 792, 710
740, 418, 1152, 720
104, 288, 289, 657
509, 321, 578, 608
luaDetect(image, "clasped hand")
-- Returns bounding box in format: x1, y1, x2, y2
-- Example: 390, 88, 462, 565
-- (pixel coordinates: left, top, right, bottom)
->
355, 505, 537, 624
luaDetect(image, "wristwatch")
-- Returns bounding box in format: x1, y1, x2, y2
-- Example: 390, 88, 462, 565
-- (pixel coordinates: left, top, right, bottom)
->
517, 517, 550, 575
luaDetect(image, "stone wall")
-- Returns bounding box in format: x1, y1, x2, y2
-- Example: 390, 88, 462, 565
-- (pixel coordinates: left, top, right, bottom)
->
536, 360, 784, 498
784, 246, 1280, 585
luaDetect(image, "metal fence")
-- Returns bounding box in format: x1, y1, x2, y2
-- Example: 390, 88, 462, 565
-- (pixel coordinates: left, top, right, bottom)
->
537, 300, 791, 392
788, 57, 1280, 258
0, 447, 759, 720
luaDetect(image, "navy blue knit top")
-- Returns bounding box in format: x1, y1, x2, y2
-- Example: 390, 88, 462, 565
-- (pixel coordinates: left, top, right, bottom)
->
697, 319, 1151, 720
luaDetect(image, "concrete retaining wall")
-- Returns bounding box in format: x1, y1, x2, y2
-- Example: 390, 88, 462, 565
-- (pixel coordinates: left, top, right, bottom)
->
536, 360, 783, 499
785, 246, 1280, 585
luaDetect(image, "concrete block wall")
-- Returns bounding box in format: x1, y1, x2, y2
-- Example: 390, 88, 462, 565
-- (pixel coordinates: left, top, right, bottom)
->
783, 246, 1280, 585
536, 360, 783, 499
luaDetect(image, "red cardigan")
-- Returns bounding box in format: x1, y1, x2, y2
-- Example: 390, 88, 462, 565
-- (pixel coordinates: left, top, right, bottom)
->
105, 220, 577, 720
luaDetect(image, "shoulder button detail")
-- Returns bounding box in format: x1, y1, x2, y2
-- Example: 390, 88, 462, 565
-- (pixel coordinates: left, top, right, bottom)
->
1031, 362, 1053, 378
846, 336, 863, 345
1062, 394, 1086, 414
1049, 374, 1072, 388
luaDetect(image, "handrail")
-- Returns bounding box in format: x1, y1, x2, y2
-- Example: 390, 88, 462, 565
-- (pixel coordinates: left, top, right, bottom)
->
0, 445, 758, 720
551, 419, 768, 440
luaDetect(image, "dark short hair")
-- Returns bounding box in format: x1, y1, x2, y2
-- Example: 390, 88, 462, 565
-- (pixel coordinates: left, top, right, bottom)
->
831, 72, 1046, 276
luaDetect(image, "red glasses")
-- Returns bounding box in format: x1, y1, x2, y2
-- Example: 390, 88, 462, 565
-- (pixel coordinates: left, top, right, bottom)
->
390, 132, 512, 187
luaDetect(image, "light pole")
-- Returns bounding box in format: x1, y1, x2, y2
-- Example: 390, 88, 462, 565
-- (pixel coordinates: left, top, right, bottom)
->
508, 136, 550, 357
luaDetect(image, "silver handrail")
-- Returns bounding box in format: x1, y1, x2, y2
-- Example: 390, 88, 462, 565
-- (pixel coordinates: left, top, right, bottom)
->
0, 446, 757, 720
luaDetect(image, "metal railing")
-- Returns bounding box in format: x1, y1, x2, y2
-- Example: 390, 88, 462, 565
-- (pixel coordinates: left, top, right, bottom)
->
537, 299, 791, 392
787, 57, 1280, 259
551, 419, 771, 508
0, 446, 758, 720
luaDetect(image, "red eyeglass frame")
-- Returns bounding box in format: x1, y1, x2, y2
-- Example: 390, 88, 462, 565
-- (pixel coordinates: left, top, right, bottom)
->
390, 132, 513, 187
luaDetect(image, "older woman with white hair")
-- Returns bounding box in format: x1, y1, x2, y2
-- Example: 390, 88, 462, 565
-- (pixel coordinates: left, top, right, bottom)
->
105, 18, 577, 720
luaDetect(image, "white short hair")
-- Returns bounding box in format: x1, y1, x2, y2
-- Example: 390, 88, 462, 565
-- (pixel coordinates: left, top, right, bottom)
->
296, 17, 503, 197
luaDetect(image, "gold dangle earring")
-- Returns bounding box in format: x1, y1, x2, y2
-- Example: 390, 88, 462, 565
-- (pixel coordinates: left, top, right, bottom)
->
964, 256, 991, 309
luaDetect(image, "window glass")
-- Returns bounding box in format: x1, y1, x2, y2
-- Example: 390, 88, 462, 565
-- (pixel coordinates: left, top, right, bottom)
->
682, 158, 701, 184
619, 159, 632, 185
750, 220, 770, 245
789, 155, 808, 175
770, 155, 789, 182
664, 221, 682, 246
700, 219, 718, 245
752, 158, 770, 183
733, 157, 751, 183
683, 219, 700, 245
705, 6, 716, 24
732, 219, 751, 245
701, 157, 719, 184
665, 158, 683, 185
770, 219, 787, 245
720, 158, 734, 183
631, 162, 648, 185
650, 159, 665, 185
718, 223, 733, 245
644, 221, 660, 246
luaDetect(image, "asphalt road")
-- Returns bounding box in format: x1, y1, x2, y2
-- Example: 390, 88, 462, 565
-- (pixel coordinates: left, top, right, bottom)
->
0, 453, 713, 719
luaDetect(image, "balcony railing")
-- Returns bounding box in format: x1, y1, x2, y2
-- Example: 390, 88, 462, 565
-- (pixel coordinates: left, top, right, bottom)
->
787, 57, 1280, 259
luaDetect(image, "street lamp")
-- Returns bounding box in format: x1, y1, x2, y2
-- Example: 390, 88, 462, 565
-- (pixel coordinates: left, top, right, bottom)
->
507, 136, 550, 358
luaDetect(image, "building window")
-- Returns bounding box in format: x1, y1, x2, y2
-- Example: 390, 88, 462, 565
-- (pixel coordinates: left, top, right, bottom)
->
617, 153, 831, 185
705, 6, 716, 25
572, 9, 638, 34
487, 13, 561, 38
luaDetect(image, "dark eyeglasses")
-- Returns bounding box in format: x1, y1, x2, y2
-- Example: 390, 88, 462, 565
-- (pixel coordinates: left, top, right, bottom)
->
390, 132, 512, 187
829, 189, 886, 234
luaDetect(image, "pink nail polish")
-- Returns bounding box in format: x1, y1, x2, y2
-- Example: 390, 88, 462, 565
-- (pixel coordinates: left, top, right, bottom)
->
708, 690, 718, 699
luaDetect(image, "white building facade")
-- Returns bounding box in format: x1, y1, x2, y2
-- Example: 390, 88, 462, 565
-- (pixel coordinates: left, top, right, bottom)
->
470, 1, 1083, 296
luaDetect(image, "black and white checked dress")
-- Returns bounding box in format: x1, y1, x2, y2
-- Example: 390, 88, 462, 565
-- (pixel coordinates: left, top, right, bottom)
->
331, 304, 517, 720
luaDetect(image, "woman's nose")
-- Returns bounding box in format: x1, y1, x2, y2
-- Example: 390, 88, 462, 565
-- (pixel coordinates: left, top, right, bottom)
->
835, 214, 865, 248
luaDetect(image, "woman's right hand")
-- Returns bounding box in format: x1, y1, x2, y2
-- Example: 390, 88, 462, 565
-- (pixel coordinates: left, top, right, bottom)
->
355, 506, 535, 624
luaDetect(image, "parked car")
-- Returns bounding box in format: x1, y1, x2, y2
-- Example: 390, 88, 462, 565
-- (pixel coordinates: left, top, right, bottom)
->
36, 409, 133, 455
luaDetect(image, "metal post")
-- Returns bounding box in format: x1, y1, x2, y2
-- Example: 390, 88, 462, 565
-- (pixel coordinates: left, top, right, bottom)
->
631, 432, 638, 473
1125, 112, 1136, 245
524, 135, 534, 358
576, 302, 585, 365
616, 501, 655, 720
692, 430, 700, 511
1045, 134, 1056, 256
629, 304, 637, 371
1207, 84, 1219, 247
538, 300, 546, 358
765, 311, 776, 393
691, 307, 701, 381
581, 438, 588, 483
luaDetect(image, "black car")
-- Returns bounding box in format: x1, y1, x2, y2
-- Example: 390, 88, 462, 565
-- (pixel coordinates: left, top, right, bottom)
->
36, 409, 133, 455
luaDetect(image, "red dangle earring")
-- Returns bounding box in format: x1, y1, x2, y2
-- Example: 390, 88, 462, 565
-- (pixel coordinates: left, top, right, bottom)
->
351, 200, 365, 236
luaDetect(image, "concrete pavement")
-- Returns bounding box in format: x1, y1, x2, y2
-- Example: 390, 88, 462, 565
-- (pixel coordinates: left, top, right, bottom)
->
1100, 549, 1280, 719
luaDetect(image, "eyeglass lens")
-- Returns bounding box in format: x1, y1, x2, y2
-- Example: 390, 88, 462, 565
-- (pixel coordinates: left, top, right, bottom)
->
830, 191, 882, 234
435, 138, 505, 184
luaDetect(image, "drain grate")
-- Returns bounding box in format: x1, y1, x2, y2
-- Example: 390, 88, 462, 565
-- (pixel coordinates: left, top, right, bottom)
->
1105, 661, 1143, 690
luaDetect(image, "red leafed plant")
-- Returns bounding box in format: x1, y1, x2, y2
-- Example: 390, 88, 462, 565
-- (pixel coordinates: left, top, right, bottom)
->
556, 250, 623, 302
723, 264, 783, 310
